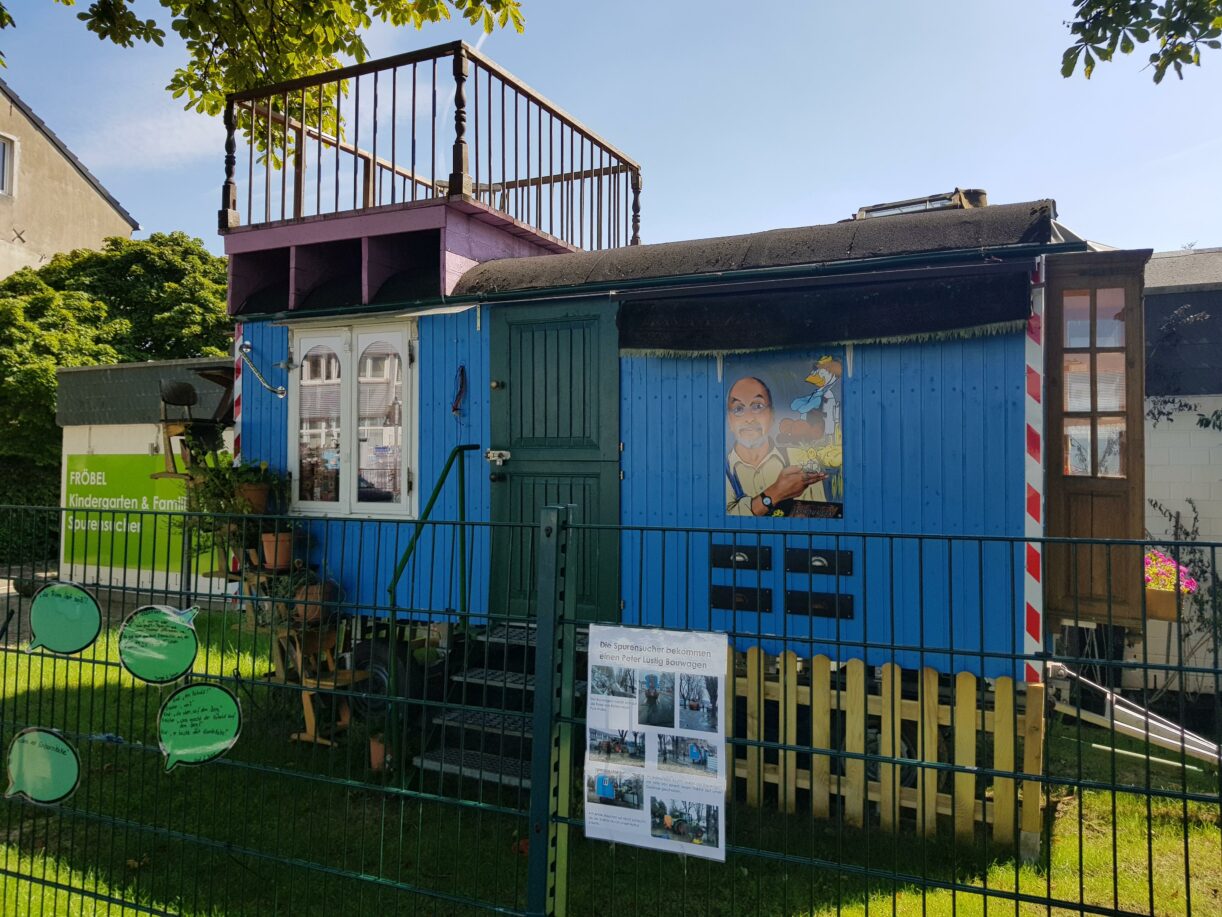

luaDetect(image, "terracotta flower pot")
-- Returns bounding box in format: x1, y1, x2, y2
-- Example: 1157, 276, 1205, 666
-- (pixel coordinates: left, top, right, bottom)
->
261, 531, 296, 571
369, 734, 389, 772
292, 581, 338, 624
235, 482, 271, 514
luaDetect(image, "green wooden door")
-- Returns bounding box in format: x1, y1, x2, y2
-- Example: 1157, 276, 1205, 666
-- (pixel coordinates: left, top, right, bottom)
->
488, 301, 620, 621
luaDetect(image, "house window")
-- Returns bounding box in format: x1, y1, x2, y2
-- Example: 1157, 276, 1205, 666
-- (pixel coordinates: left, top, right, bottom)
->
0, 136, 13, 195
289, 323, 415, 514
1061, 287, 1128, 478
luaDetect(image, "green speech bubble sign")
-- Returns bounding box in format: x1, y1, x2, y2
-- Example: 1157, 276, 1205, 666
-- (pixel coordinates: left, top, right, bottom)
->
26, 582, 102, 655
5, 727, 81, 805
157, 683, 242, 772
118, 606, 199, 685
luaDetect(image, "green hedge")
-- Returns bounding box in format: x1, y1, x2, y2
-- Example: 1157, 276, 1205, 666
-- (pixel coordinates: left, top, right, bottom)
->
0, 461, 60, 564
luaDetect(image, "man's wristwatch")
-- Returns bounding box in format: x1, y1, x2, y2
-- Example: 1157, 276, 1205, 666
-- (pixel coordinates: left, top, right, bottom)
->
759, 493, 774, 513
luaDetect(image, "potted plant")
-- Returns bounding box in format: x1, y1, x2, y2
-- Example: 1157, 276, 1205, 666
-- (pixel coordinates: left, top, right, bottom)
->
260, 519, 305, 572
1143, 549, 1198, 621
269, 566, 338, 622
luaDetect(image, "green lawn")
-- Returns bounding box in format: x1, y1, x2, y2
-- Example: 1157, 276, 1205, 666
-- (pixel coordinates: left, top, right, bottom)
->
3, 609, 1219, 916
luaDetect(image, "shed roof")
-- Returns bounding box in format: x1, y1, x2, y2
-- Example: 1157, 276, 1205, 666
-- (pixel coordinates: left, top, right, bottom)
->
57, 358, 232, 427
454, 199, 1058, 296
1145, 247, 1222, 292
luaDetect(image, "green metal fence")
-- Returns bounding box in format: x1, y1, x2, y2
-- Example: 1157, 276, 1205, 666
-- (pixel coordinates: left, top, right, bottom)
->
2, 503, 1220, 916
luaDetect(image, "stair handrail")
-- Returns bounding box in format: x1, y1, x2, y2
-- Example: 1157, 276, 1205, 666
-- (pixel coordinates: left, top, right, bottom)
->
386, 443, 480, 613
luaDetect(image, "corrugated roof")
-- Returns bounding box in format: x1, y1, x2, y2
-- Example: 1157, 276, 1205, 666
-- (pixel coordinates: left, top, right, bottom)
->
0, 77, 139, 231
57, 358, 231, 427
1145, 248, 1222, 292
453, 200, 1057, 296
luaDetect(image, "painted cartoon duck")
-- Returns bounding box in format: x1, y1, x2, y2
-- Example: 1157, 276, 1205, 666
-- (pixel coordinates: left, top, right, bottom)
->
778, 356, 844, 484
790, 355, 841, 428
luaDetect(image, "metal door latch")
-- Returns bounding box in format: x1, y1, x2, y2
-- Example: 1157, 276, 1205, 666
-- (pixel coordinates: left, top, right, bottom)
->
484, 449, 511, 466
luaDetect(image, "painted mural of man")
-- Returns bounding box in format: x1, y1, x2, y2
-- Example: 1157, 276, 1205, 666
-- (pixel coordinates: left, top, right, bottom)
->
725, 376, 826, 516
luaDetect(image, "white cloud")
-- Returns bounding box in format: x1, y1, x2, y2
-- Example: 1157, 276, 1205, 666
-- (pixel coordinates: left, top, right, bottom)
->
74, 102, 221, 173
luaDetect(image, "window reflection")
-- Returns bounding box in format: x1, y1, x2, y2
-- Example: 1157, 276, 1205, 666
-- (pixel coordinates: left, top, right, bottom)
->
1063, 291, 1091, 348
1063, 354, 1091, 412
1095, 288, 1126, 348
1095, 352, 1126, 412
1097, 417, 1126, 478
1064, 420, 1092, 476
299, 344, 341, 502
357, 341, 403, 503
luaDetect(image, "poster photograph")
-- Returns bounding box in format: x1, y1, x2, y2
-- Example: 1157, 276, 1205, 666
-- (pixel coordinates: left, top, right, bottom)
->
724, 350, 844, 519
585, 624, 728, 862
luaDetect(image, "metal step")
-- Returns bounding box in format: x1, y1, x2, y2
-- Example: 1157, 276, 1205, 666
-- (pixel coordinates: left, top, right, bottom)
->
451, 667, 585, 694
412, 747, 531, 788
434, 708, 532, 738
452, 667, 536, 691
473, 623, 590, 653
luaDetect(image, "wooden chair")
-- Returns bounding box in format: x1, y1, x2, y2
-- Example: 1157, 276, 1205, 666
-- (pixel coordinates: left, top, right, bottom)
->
151, 379, 224, 480
282, 623, 368, 746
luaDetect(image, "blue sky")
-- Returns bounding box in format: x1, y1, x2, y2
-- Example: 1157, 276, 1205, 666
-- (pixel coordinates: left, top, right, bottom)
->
3, 1, 1219, 256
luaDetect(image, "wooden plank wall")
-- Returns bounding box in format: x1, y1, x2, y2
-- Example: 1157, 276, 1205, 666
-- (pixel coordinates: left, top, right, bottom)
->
618, 334, 1029, 677
239, 310, 494, 619
731, 647, 1046, 851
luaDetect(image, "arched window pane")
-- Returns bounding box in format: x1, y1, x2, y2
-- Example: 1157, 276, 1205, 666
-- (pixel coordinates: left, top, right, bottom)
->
299, 344, 341, 502
357, 341, 402, 503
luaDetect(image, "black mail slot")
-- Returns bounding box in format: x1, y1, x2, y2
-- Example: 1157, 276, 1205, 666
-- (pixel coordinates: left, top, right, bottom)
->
783, 548, 853, 576
784, 591, 854, 619
710, 585, 772, 613
710, 544, 772, 571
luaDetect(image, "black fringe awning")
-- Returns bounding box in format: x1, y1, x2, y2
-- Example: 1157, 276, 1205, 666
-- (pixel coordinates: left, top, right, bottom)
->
616, 263, 1033, 354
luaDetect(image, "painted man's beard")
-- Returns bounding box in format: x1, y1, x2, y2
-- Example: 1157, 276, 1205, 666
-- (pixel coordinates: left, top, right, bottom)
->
734, 427, 767, 450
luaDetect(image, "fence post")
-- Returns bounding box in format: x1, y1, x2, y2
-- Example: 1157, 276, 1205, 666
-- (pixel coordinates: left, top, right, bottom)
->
526, 504, 575, 917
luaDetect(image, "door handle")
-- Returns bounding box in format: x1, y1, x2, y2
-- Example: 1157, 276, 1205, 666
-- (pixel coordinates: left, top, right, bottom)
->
490, 472, 507, 483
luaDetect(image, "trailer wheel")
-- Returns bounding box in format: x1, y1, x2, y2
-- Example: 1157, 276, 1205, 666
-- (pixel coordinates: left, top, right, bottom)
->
350, 639, 407, 720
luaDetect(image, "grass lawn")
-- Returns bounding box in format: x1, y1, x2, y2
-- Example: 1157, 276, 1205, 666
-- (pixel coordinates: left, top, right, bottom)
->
3, 605, 1219, 916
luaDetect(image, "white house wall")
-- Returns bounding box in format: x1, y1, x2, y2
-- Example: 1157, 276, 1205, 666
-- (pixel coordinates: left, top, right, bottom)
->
1144, 394, 1222, 542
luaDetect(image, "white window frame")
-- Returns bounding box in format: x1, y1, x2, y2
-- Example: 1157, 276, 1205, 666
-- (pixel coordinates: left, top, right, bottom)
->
287, 320, 418, 517
0, 133, 16, 197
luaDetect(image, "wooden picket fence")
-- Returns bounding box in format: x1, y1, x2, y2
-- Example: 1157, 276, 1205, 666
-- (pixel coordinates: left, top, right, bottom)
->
729, 648, 1046, 856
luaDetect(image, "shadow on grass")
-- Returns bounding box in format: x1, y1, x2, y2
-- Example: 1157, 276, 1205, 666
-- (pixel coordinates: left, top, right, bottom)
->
9, 615, 1216, 916
1, 608, 539, 916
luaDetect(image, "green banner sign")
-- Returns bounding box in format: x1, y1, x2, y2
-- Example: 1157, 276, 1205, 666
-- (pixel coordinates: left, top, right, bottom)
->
63, 454, 187, 572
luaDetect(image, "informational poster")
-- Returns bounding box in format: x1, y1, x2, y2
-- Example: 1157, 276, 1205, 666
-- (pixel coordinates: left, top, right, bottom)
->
723, 350, 844, 518
62, 454, 187, 571
585, 624, 728, 862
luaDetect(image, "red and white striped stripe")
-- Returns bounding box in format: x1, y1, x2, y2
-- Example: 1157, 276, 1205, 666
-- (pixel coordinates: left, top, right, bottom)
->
1023, 259, 1045, 682
233, 323, 243, 464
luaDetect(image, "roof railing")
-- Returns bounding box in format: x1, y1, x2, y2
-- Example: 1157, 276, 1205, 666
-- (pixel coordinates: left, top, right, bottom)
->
219, 41, 642, 250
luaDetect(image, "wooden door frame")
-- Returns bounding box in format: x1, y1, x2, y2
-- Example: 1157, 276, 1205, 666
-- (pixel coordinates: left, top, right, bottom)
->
1045, 249, 1150, 624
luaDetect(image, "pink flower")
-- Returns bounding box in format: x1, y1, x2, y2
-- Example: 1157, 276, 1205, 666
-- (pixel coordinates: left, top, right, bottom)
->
1144, 550, 1198, 594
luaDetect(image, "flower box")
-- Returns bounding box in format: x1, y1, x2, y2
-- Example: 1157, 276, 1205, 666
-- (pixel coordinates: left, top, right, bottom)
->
1143, 549, 1197, 623
1143, 587, 1180, 622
